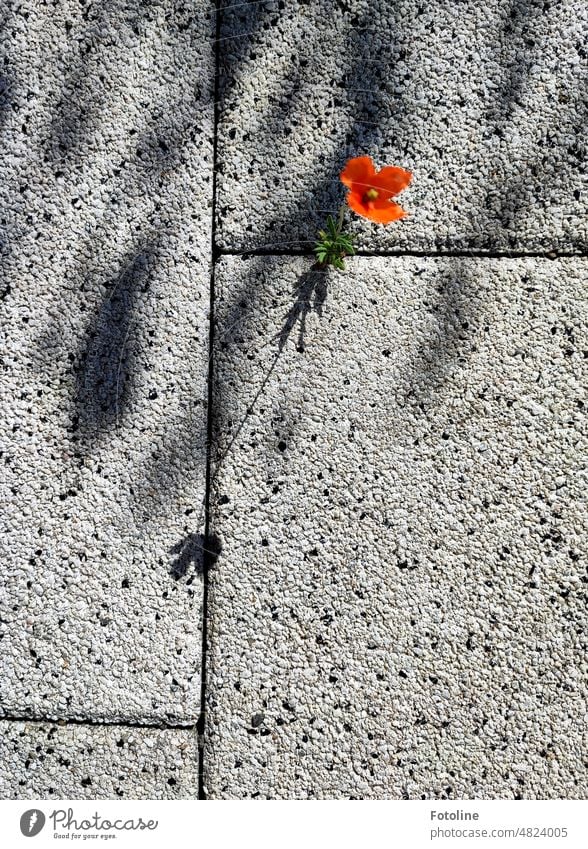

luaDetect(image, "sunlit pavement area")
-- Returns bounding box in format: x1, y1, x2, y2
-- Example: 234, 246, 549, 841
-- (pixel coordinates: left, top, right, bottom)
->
1, 0, 586, 799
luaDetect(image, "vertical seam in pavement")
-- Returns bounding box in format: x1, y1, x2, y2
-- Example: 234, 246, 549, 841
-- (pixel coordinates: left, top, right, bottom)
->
197, 0, 222, 801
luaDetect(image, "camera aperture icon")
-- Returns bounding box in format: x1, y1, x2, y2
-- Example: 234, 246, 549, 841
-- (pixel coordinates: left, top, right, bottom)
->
20, 809, 46, 837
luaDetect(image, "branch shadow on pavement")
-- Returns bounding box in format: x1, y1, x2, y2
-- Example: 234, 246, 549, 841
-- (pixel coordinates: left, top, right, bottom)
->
16, 0, 215, 582
73, 245, 152, 441
207, 0, 587, 547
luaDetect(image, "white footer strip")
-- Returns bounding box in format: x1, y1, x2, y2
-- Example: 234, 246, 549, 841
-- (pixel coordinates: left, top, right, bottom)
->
1, 799, 586, 849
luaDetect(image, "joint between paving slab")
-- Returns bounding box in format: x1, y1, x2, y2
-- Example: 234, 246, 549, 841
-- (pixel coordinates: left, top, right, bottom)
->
217, 248, 588, 261
0, 714, 199, 732
197, 0, 223, 803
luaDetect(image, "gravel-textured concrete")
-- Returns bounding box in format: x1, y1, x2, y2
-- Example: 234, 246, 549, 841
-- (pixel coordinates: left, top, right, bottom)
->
0, 721, 198, 799
215, 0, 587, 253
0, 0, 214, 723
2, 0, 586, 803
204, 255, 587, 799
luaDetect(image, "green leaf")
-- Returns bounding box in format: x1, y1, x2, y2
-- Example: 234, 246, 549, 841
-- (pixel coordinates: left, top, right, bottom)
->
326, 216, 339, 239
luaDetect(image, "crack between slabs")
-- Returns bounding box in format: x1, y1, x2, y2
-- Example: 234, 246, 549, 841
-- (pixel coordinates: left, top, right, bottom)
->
197, 0, 223, 803
217, 248, 588, 260
0, 714, 197, 732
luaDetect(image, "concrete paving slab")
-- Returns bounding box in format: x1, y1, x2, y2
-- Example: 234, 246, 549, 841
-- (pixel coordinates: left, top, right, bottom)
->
0, 1, 214, 722
0, 721, 198, 799
204, 255, 587, 799
215, 0, 587, 253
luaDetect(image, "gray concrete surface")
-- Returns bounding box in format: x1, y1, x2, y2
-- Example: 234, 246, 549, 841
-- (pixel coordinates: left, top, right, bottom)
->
215, 0, 587, 253
0, 721, 198, 799
204, 255, 587, 799
1, 0, 587, 803
0, 0, 214, 723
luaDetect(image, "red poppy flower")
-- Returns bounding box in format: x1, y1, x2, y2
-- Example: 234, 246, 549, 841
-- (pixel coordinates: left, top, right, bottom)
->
340, 156, 412, 224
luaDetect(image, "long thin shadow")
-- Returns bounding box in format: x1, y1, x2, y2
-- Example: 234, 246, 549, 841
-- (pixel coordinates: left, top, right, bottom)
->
44, 0, 155, 170
73, 244, 154, 441
486, 0, 545, 125
401, 260, 479, 405
206, 263, 327, 504
0, 73, 11, 135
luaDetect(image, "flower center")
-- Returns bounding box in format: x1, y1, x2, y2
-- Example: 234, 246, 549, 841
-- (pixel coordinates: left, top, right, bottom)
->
364, 188, 379, 201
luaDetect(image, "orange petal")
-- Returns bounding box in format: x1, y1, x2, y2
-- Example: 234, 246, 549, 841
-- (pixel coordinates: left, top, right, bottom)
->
346, 190, 370, 218
372, 166, 412, 197
346, 191, 406, 224
340, 155, 375, 189
367, 201, 407, 224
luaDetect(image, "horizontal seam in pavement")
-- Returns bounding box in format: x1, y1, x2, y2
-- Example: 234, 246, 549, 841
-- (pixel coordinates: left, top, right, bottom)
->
218, 248, 588, 260
0, 714, 198, 731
